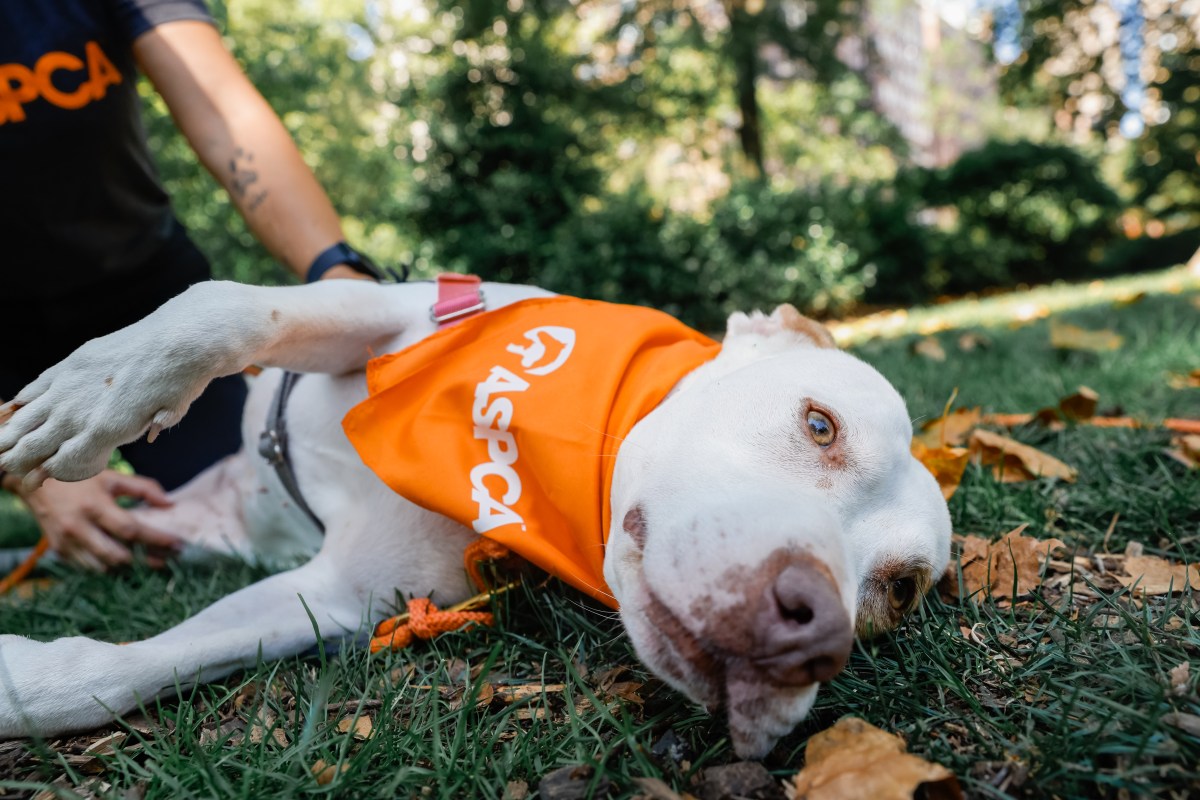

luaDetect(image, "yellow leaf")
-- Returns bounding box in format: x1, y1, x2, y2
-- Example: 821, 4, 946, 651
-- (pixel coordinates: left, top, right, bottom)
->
968, 429, 1078, 483
786, 717, 962, 800
337, 715, 374, 740
1166, 369, 1200, 390
917, 408, 981, 448
911, 440, 969, 500
311, 759, 349, 785
1049, 321, 1124, 352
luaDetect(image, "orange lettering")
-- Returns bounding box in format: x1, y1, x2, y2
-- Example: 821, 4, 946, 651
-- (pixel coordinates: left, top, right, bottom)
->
85, 41, 122, 100
34, 51, 90, 110
0, 63, 36, 124
0, 42, 124, 123
35, 50, 91, 110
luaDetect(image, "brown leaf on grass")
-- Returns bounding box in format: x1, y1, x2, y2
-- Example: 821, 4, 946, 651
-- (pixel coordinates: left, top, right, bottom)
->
1164, 434, 1200, 469
631, 776, 696, 800
1056, 386, 1099, 421
968, 429, 1078, 483
917, 408, 981, 448
311, 759, 349, 785
912, 337, 947, 362
1161, 712, 1200, 737
957, 526, 1065, 600
336, 715, 374, 741
911, 440, 969, 500
1049, 321, 1124, 352
1115, 544, 1200, 596
1168, 662, 1190, 697
504, 780, 530, 800
786, 717, 961, 800
1165, 368, 1200, 390
956, 332, 991, 352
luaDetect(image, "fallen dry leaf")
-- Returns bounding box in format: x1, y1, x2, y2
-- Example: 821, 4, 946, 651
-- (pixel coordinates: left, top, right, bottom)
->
1115, 550, 1199, 596
504, 780, 530, 800
336, 715, 374, 741
968, 429, 1077, 483
786, 717, 961, 800
912, 337, 947, 362
1168, 662, 1190, 697
911, 440, 969, 500
1165, 369, 1200, 390
632, 776, 694, 800
956, 332, 991, 352
1056, 386, 1099, 421
1164, 434, 1200, 469
957, 525, 1065, 600
917, 408, 981, 448
1049, 321, 1124, 352
311, 759, 350, 786
1161, 712, 1200, 737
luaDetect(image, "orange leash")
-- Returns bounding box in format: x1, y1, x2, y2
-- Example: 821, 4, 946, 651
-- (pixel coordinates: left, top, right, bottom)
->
369, 537, 516, 654
0, 535, 49, 596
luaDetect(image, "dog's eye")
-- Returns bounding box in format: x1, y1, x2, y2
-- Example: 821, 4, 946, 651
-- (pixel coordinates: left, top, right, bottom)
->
806, 410, 836, 447
888, 576, 918, 612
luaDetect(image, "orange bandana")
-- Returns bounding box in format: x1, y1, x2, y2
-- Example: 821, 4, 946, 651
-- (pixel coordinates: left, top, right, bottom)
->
342, 297, 721, 607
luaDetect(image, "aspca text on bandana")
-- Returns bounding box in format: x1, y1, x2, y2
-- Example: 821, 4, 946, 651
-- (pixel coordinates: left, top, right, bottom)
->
470, 326, 576, 533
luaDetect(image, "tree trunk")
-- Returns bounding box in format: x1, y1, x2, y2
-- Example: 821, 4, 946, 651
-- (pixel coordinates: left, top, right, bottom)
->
727, 6, 765, 178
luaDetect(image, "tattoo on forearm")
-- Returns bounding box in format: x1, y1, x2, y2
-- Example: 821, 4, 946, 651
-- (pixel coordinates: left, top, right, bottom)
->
229, 147, 268, 211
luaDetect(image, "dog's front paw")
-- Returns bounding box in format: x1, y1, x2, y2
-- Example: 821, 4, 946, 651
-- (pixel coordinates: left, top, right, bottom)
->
0, 635, 138, 738
0, 310, 219, 484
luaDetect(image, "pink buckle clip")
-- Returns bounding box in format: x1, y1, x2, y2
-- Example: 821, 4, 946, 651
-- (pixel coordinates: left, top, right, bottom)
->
431, 274, 486, 327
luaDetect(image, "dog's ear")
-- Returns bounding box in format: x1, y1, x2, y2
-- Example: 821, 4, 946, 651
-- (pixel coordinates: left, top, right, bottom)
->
770, 304, 837, 349
724, 304, 837, 349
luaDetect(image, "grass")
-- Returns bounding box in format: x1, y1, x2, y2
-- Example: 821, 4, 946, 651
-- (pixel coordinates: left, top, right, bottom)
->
1, 274, 1198, 799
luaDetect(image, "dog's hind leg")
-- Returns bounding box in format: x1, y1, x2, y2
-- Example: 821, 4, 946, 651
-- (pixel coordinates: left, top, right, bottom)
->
0, 548, 369, 738
127, 452, 256, 559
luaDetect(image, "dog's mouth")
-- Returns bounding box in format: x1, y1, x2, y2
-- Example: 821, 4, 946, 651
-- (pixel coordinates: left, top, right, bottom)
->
633, 581, 827, 758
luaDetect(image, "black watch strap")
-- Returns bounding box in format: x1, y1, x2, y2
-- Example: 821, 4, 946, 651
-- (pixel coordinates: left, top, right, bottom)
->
305, 242, 386, 283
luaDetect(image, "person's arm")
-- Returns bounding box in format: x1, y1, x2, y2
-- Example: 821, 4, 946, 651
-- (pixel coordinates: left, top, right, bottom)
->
132, 20, 365, 282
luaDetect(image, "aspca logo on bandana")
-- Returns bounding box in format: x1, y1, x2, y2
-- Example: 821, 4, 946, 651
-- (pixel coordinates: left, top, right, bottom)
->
470, 326, 576, 533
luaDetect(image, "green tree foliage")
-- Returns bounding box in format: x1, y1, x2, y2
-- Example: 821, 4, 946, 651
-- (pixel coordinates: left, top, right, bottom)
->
915, 140, 1122, 292
402, 0, 605, 284
135, 0, 1166, 326
999, 0, 1200, 233
141, 0, 412, 285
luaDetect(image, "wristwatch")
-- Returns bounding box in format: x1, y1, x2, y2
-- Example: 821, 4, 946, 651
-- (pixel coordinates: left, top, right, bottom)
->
305, 242, 386, 283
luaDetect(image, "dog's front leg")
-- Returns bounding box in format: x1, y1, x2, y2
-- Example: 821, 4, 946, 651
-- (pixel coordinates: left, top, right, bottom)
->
0, 551, 368, 738
0, 280, 414, 485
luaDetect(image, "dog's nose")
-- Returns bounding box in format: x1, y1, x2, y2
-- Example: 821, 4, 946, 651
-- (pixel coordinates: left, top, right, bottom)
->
751, 561, 853, 686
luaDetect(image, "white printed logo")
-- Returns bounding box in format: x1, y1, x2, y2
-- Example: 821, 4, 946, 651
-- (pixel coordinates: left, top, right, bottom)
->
470, 325, 577, 533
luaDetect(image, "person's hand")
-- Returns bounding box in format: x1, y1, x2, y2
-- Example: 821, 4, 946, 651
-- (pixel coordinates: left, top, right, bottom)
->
15, 470, 183, 570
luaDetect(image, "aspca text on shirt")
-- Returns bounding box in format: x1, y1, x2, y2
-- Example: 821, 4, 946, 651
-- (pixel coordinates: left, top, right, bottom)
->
0, 41, 121, 125
471, 326, 577, 533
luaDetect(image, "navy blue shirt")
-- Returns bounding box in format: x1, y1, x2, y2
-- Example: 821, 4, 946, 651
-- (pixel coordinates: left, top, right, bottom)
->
0, 0, 212, 296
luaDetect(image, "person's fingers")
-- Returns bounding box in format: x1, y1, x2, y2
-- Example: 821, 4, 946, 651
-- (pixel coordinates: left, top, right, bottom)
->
93, 504, 184, 551
107, 473, 174, 508
65, 547, 108, 572
66, 522, 131, 570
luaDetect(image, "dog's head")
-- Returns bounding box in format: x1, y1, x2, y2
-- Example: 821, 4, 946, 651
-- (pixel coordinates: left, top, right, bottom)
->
604, 305, 951, 758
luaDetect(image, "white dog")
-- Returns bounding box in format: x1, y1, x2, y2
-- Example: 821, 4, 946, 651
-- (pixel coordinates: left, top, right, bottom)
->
0, 280, 950, 758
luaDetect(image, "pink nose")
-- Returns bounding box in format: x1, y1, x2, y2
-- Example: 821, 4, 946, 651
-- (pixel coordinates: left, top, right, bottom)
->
744, 560, 853, 686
